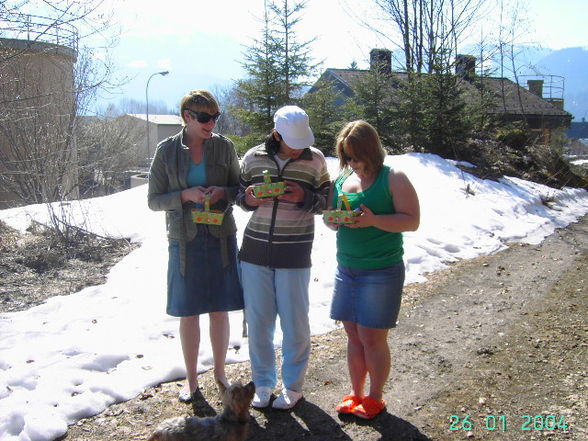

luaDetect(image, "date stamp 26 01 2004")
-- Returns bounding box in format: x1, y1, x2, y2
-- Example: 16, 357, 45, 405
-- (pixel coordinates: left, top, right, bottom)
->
449, 414, 570, 434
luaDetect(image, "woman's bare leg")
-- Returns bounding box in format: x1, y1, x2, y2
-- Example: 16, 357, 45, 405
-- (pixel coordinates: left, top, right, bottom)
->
209, 311, 230, 387
343, 321, 367, 398
357, 325, 390, 401
179, 315, 200, 393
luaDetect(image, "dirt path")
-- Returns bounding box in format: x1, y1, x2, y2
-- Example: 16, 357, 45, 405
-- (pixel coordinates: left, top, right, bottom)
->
65, 215, 587, 441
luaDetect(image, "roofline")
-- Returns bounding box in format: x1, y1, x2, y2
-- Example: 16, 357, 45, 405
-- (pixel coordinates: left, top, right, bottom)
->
127, 114, 183, 125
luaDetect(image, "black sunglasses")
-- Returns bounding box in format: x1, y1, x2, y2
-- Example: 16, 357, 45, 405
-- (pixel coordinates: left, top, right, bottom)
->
188, 110, 221, 123
343, 154, 358, 163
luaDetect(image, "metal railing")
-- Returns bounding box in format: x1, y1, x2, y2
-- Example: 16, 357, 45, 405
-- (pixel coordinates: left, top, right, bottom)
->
0, 13, 78, 53
519, 74, 565, 100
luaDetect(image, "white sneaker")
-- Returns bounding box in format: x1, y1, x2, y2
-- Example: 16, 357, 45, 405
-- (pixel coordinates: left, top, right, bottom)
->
251, 386, 272, 408
272, 388, 303, 409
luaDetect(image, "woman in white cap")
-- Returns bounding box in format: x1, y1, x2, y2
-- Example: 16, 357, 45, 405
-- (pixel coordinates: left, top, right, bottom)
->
236, 105, 330, 409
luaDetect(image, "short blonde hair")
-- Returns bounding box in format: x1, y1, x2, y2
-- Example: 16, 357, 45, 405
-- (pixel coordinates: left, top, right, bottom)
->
335, 120, 386, 176
179, 90, 220, 125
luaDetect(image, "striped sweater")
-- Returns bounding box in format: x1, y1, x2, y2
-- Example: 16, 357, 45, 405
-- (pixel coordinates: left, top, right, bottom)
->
236, 143, 330, 268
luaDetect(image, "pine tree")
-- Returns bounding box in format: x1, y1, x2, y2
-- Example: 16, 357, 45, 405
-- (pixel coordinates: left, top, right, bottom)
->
393, 59, 471, 155
233, 0, 317, 139
349, 60, 397, 148
268, 0, 317, 102
422, 60, 469, 156
233, 4, 283, 136
392, 72, 428, 151
302, 77, 346, 155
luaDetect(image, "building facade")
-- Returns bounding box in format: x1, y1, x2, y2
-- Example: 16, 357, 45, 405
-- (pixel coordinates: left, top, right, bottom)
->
0, 15, 79, 208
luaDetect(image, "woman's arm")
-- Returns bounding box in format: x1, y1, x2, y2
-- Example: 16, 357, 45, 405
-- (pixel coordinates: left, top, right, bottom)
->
235, 154, 260, 211
297, 153, 331, 213
206, 144, 240, 205
349, 169, 420, 232
322, 180, 340, 231
147, 146, 183, 212
224, 143, 241, 203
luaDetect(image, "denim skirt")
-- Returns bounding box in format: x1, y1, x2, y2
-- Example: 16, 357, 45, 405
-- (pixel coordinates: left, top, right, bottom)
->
167, 228, 244, 317
330, 261, 405, 329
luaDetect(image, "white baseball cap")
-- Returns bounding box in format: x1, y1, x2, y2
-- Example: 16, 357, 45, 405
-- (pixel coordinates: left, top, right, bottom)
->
273, 105, 315, 150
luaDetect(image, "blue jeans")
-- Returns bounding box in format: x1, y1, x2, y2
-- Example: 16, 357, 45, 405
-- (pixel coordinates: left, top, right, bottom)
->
240, 261, 311, 393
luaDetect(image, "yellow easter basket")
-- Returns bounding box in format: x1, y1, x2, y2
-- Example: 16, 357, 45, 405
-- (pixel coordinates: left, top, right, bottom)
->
323, 194, 360, 224
191, 196, 226, 225
253, 170, 286, 198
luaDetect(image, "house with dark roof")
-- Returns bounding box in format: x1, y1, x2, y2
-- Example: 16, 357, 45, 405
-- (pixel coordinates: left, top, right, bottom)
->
311, 49, 572, 144
122, 114, 183, 165
112, 114, 183, 187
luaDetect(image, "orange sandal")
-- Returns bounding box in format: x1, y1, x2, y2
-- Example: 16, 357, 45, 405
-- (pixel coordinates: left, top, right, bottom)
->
336, 394, 362, 414
352, 396, 386, 419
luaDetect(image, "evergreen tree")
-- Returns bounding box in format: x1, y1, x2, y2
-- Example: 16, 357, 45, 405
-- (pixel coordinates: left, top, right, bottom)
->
391, 72, 428, 152
464, 64, 500, 136
268, 0, 317, 102
233, 4, 283, 137
394, 52, 474, 156
301, 77, 346, 155
393, 61, 471, 155
422, 60, 469, 156
349, 61, 397, 148
233, 0, 317, 139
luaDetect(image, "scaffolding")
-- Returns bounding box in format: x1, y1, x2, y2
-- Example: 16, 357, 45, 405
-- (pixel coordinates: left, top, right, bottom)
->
519, 74, 566, 109
0, 13, 78, 54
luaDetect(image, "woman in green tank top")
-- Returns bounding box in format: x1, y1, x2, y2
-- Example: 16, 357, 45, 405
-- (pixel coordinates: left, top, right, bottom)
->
325, 120, 420, 419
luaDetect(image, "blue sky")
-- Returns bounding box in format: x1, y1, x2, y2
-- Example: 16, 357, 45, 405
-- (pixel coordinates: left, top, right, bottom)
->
92, 0, 588, 113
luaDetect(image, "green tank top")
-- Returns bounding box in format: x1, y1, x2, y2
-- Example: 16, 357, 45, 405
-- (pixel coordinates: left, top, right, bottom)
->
333, 165, 403, 269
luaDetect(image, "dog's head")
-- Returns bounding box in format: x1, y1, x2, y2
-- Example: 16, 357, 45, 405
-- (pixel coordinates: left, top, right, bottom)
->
221, 381, 255, 415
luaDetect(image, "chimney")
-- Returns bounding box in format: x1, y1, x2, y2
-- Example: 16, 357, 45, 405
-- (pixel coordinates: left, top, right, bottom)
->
455, 54, 476, 79
370, 49, 392, 75
527, 79, 544, 98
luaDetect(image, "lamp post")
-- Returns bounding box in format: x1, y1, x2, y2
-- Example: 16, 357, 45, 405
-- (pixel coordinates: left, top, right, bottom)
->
145, 70, 169, 165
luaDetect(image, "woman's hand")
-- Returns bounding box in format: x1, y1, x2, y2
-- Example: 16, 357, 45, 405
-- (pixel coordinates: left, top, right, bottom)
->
244, 185, 263, 207
346, 204, 374, 228
278, 180, 304, 203
206, 186, 225, 205
181, 186, 208, 204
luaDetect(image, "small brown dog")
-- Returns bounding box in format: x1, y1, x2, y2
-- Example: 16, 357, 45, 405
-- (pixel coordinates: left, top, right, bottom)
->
148, 381, 255, 441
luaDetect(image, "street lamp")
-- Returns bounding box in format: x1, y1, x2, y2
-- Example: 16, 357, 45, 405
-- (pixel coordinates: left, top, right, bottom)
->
145, 70, 169, 165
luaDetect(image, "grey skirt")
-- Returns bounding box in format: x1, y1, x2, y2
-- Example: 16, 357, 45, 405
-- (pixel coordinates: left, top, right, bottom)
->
167, 228, 244, 317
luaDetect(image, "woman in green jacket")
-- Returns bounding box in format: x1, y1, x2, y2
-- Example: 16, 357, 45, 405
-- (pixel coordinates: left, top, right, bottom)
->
148, 90, 243, 402
325, 120, 420, 419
